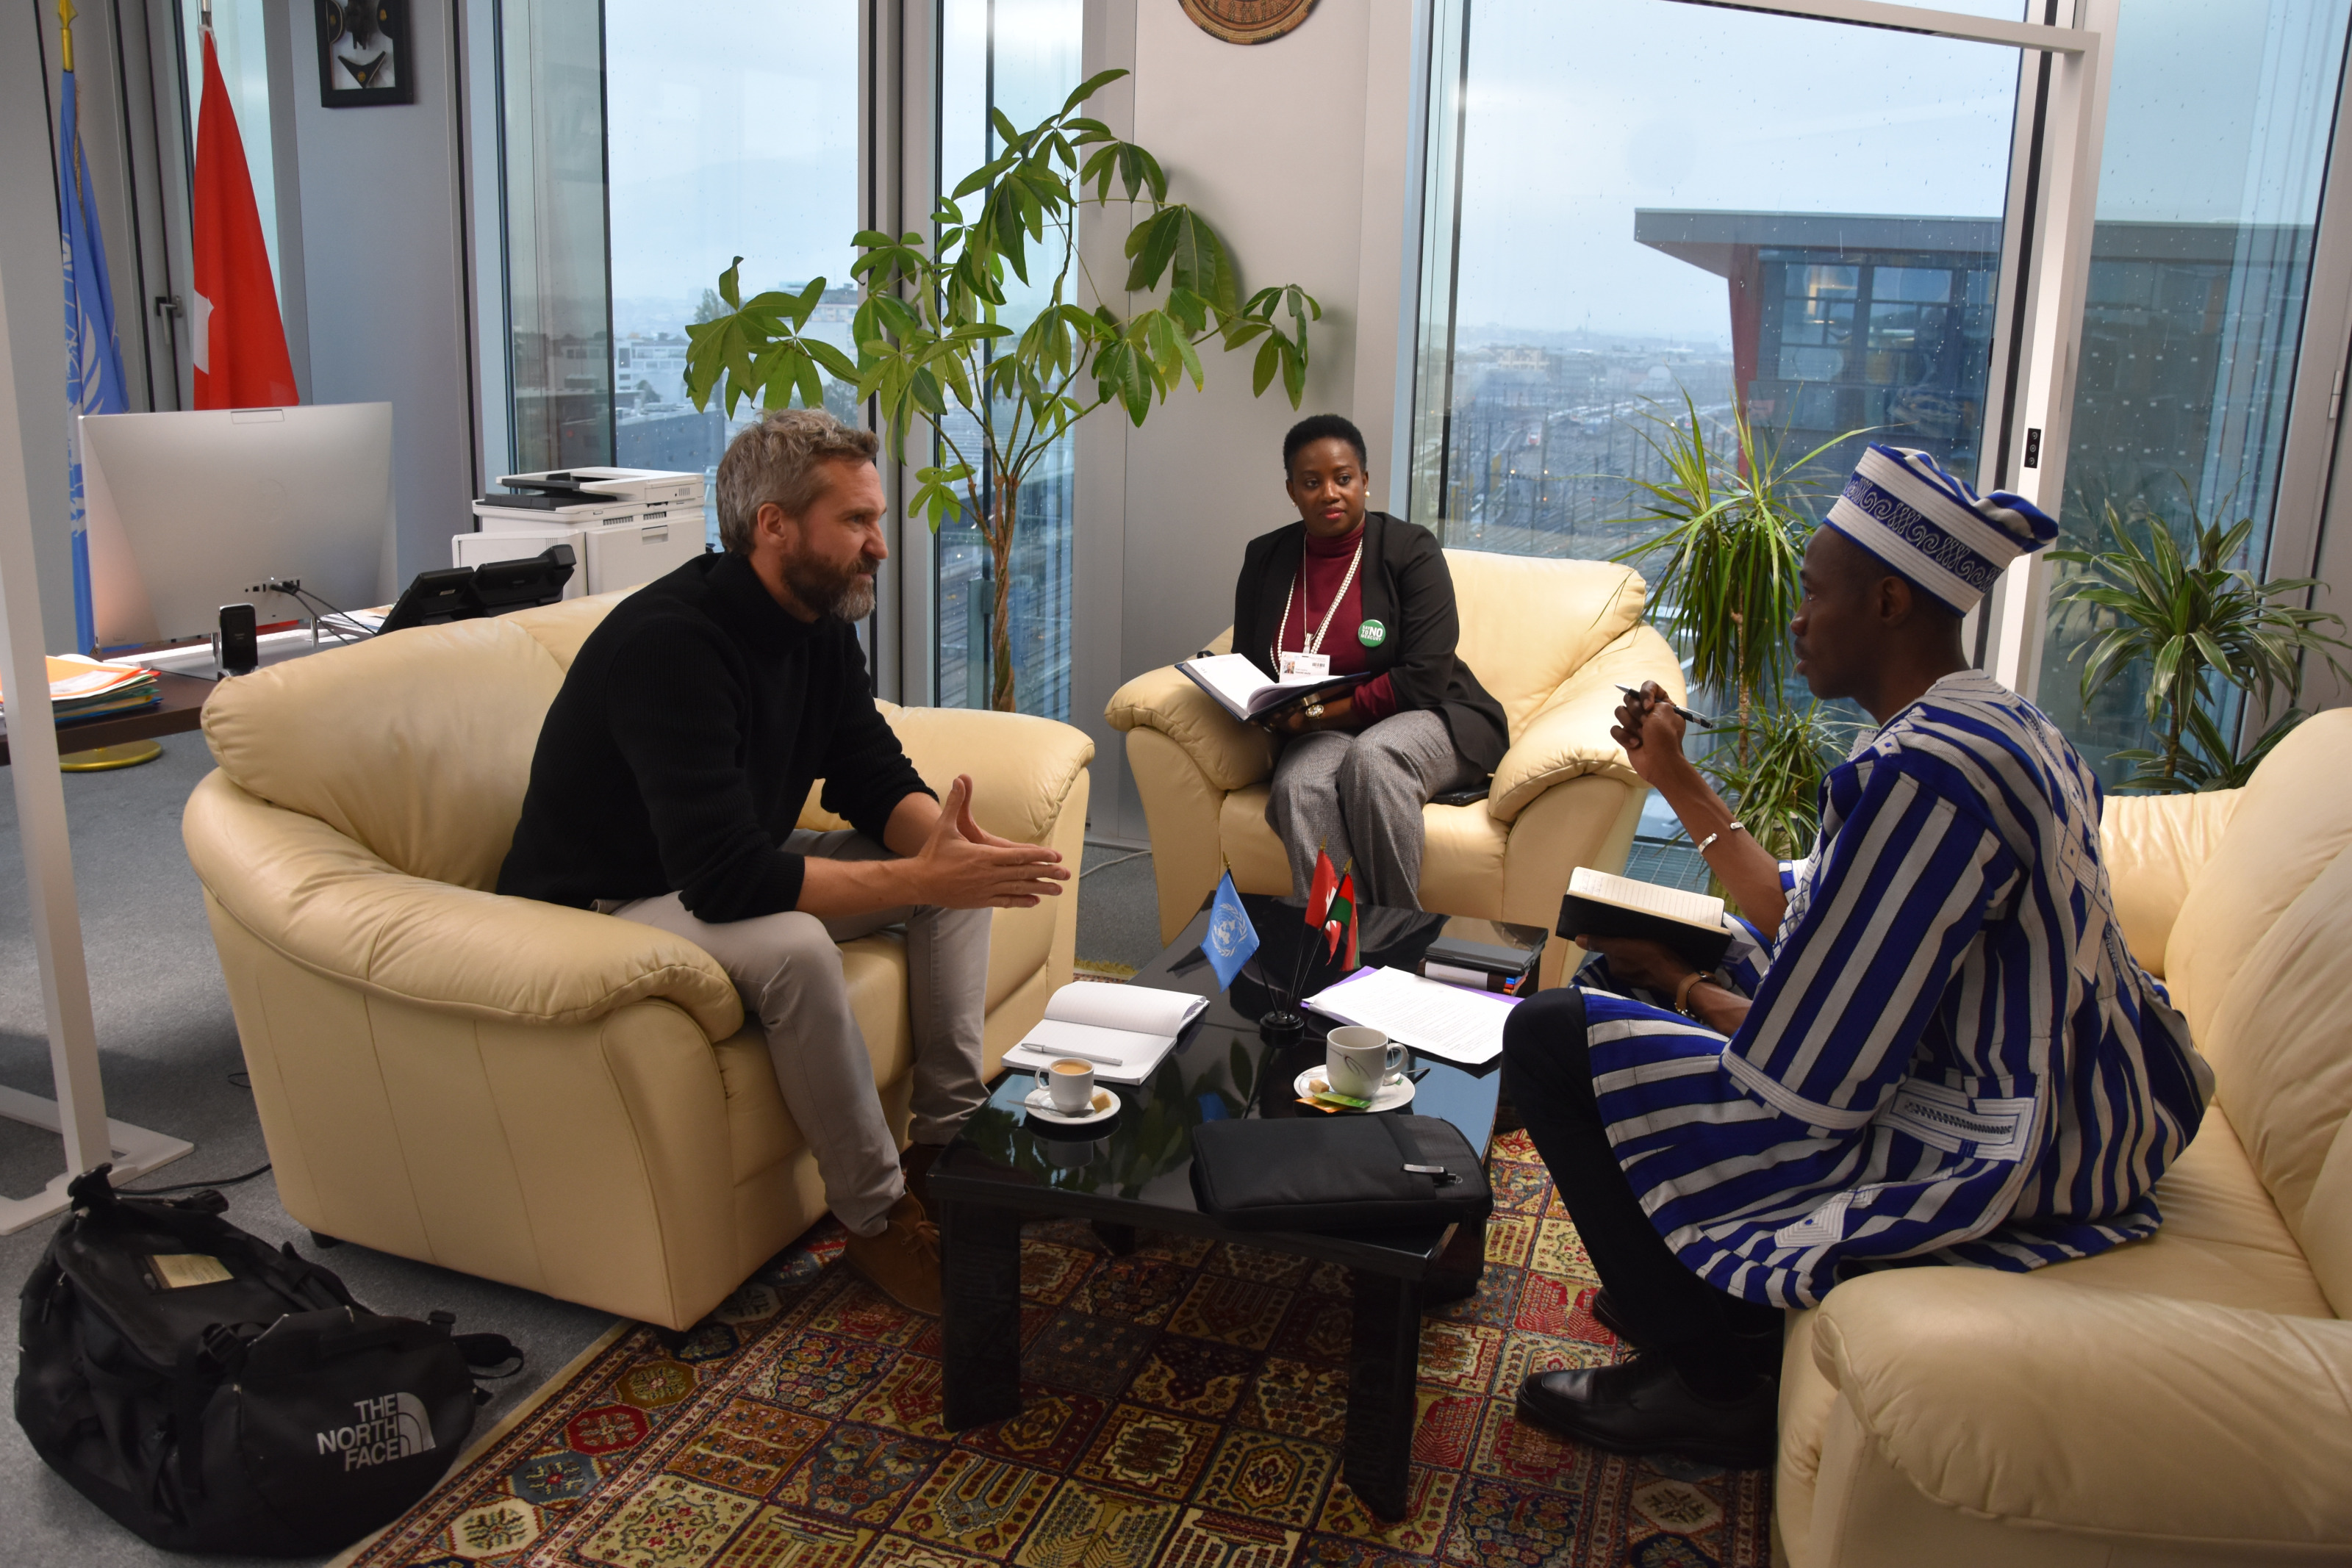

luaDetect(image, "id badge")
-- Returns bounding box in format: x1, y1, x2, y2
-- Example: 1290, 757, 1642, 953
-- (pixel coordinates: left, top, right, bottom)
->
1278, 652, 1332, 679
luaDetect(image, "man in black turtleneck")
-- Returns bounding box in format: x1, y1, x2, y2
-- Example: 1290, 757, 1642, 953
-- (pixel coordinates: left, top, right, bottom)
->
498, 409, 1068, 1314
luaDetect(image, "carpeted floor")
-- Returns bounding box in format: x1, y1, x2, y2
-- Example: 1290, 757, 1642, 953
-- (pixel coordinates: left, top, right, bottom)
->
331, 1128, 1771, 1568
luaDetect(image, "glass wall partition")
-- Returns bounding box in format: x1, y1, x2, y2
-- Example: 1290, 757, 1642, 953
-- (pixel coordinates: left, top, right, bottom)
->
932, 0, 1081, 717
499, 0, 614, 473
603, 0, 862, 546
2034, 0, 2352, 785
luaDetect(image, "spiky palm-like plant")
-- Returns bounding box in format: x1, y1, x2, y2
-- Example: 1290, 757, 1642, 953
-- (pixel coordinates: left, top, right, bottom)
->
2050, 488, 2349, 793
1609, 395, 1866, 742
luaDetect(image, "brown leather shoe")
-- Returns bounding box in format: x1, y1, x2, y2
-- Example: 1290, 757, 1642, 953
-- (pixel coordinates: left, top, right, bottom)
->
844, 1193, 942, 1316
901, 1143, 944, 1218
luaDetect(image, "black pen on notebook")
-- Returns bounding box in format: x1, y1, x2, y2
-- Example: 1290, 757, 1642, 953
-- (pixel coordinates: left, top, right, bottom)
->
1616, 684, 1720, 730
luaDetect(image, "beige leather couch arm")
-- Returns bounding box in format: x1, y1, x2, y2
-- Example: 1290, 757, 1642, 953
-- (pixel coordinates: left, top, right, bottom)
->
183, 771, 745, 1037
1104, 663, 1277, 794
1813, 1267, 2352, 1550
2098, 789, 2243, 977
1488, 625, 1683, 824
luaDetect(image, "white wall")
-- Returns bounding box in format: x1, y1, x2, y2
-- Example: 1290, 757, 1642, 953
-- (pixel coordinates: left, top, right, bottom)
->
1072, 0, 1421, 841
286, 0, 477, 589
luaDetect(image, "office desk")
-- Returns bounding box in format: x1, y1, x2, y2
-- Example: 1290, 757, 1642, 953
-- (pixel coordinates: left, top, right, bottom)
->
0, 671, 217, 766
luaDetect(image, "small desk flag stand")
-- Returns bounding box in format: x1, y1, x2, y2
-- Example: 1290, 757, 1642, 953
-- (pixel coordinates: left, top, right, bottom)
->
0, 26, 193, 1229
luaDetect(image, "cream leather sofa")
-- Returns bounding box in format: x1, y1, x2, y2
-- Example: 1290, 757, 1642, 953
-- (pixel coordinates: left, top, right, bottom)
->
1775, 708, 2352, 1567
1105, 553, 1682, 987
181, 589, 1091, 1331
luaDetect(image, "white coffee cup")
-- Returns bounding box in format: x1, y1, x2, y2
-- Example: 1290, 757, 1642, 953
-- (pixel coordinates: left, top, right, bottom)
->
1326, 1026, 1405, 1100
1047, 1057, 1097, 1113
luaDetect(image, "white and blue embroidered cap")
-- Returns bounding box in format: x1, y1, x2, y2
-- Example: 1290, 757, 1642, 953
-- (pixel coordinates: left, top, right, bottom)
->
1823, 445, 2059, 615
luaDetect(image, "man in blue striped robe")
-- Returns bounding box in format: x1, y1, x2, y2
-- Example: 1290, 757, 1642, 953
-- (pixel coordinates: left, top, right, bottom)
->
1506, 446, 2211, 1470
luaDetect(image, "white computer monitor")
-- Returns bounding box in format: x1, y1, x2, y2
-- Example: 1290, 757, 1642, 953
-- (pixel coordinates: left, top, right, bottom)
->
78, 403, 395, 647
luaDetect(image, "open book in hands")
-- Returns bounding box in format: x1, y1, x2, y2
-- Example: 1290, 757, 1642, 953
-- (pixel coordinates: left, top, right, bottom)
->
1177, 653, 1367, 724
1557, 866, 1732, 972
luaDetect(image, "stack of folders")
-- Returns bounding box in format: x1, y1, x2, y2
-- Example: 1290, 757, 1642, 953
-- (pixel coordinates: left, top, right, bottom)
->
0, 656, 160, 724
1003, 983, 1211, 1085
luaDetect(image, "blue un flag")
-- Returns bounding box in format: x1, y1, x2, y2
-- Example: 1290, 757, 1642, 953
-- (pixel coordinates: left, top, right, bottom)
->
1203, 871, 1260, 992
60, 48, 129, 654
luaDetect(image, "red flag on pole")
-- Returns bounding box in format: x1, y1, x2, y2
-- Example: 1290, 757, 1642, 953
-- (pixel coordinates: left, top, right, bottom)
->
190, 26, 295, 409
1305, 847, 1339, 928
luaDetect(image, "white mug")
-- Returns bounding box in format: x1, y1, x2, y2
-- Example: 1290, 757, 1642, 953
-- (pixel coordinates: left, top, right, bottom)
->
1047, 1057, 1097, 1113
1326, 1026, 1405, 1100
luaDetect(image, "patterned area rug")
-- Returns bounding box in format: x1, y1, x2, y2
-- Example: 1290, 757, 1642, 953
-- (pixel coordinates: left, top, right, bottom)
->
333, 1129, 1771, 1568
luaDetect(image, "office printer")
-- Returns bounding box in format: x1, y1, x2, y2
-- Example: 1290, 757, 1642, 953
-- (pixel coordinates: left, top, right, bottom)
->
460, 466, 707, 597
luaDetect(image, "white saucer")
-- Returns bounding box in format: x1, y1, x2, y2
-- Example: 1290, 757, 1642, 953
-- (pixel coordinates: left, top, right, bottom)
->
1023, 1083, 1122, 1126
1294, 1066, 1416, 1112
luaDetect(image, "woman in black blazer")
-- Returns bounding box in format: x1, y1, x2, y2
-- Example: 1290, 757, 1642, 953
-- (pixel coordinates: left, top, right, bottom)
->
1233, 414, 1508, 910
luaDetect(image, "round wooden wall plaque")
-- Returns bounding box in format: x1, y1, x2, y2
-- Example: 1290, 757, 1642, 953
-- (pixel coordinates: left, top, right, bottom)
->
1179, 0, 1317, 46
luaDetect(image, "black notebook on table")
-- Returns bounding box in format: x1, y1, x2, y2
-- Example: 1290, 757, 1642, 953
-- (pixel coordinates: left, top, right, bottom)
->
1557, 866, 1732, 972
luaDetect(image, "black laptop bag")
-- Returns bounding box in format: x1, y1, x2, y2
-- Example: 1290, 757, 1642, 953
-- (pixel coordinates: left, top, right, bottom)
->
1190, 1114, 1494, 1231
15, 1166, 517, 1556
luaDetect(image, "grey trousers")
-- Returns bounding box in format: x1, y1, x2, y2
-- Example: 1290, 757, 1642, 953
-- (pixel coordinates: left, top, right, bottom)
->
1266, 708, 1479, 911
607, 829, 991, 1237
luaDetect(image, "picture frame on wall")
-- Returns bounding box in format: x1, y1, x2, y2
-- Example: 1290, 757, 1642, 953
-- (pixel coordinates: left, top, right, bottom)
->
315, 0, 415, 107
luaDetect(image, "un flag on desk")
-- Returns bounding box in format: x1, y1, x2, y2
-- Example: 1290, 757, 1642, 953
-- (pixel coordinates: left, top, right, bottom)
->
1204, 872, 1260, 991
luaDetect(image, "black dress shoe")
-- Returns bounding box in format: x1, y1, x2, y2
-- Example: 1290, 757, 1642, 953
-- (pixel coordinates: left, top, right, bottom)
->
1516, 1351, 1777, 1470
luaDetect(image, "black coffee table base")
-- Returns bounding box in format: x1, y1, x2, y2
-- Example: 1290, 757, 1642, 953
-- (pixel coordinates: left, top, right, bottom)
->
935, 1187, 1486, 1521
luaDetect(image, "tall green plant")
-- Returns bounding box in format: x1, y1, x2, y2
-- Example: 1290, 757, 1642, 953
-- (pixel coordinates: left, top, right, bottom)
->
1608, 395, 1866, 733
2049, 486, 2350, 793
682, 68, 1319, 711
1699, 702, 1854, 868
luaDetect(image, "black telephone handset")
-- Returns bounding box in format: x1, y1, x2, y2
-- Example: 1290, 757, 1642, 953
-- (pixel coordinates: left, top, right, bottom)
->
218, 603, 259, 676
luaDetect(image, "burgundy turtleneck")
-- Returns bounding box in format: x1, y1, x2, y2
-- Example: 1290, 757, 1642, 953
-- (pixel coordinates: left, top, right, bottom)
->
1272, 523, 1396, 722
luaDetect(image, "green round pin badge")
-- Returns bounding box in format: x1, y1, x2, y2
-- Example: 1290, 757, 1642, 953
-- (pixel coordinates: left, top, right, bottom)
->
1358, 619, 1387, 647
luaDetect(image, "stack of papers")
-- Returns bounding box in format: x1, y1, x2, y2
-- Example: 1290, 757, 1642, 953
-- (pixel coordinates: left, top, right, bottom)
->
1304, 965, 1520, 1065
1004, 983, 1211, 1085
0, 656, 160, 722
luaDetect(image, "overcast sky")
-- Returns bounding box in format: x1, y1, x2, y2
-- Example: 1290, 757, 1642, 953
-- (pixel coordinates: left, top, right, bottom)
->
586, 0, 2341, 344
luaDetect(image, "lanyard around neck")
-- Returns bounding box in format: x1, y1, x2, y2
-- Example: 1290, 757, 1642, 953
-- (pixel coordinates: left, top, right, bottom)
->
1277, 536, 1364, 660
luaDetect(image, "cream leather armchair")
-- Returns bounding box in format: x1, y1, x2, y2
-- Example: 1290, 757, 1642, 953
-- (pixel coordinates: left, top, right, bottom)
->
1105, 552, 1682, 987
181, 589, 1091, 1331
1775, 708, 2352, 1567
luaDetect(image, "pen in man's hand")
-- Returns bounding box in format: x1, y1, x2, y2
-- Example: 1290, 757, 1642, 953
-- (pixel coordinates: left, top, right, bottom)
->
1616, 684, 1721, 730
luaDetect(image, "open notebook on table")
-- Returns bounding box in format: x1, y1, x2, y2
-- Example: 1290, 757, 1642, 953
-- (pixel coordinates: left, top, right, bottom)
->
1002, 983, 1211, 1085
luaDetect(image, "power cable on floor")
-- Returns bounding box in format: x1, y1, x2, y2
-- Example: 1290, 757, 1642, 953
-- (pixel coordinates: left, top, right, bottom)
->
128, 1163, 273, 1195
1080, 849, 1150, 879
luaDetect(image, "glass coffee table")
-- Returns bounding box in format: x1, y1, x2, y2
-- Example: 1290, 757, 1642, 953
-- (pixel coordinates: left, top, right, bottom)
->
930, 893, 1542, 1521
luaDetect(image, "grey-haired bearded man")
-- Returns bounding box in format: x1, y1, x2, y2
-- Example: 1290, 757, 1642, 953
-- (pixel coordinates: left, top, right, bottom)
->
498, 409, 1069, 1314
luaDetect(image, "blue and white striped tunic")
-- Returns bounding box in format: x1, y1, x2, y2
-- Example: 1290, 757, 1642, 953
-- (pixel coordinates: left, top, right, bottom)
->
1582, 672, 2212, 1308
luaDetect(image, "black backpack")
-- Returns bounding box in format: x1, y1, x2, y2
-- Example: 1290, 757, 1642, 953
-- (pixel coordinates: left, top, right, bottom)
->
15, 1166, 520, 1556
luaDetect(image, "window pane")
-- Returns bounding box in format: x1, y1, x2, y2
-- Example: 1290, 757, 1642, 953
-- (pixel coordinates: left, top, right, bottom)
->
502, 0, 613, 472
1414, 0, 2019, 578
2035, 0, 2351, 787
934, 0, 1081, 716
603, 0, 861, 545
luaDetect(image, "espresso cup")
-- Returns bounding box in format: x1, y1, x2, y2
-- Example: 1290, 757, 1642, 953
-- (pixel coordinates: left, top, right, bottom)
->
1326, 1026, 1406, 1100
1047, 1058, 1097, 1113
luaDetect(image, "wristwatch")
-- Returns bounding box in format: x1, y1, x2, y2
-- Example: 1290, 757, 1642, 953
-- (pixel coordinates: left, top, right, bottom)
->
1304, 700, 1324, 719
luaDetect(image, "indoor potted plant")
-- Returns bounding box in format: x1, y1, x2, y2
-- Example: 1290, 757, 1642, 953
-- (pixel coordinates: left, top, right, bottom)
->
682, 68, 1321, 711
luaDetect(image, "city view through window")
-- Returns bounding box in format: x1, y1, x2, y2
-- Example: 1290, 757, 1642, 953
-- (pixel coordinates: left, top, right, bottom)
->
1418, 1, 2021, 577
933, 0, 1083, 719
603, 0, 861, 546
